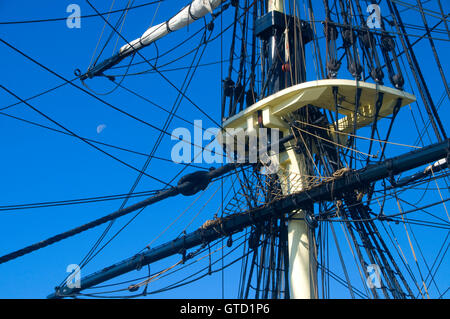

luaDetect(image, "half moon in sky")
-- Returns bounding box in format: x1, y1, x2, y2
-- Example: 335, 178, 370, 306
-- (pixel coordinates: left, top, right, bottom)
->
96, 124, 107, 134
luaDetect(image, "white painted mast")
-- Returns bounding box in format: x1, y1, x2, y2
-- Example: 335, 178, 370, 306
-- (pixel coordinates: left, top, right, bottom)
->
267, 0, 317, 299
283, 148, 318, 299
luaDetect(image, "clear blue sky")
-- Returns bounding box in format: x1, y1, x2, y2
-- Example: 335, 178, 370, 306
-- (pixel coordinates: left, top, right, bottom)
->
0, 0, 448, 299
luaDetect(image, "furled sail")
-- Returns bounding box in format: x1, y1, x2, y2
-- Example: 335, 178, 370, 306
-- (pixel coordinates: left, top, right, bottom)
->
82, 0, 223, 79
120, 0, 223, 56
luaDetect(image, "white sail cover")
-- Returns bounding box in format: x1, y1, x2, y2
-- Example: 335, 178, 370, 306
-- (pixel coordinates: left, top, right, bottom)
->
119, 0, 223, 56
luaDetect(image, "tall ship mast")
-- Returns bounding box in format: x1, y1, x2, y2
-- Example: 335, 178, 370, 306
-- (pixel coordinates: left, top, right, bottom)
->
0, 0, 448, 299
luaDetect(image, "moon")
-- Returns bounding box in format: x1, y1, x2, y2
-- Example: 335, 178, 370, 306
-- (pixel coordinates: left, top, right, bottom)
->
96, 124, 107, 134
